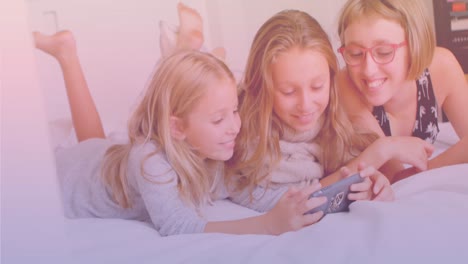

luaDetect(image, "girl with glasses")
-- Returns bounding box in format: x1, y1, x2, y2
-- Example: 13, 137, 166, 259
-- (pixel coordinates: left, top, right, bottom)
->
336, 0, 468, 182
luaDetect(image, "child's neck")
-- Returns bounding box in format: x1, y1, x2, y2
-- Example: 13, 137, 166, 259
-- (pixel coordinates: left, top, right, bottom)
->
281, 116, 324, 143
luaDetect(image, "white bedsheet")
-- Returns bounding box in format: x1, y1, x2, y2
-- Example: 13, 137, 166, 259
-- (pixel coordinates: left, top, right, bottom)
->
53, 121, 466, 263
64, 164, 468, 264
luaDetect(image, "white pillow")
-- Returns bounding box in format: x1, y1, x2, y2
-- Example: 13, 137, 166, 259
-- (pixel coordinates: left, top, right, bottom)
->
437, 122, 460, 145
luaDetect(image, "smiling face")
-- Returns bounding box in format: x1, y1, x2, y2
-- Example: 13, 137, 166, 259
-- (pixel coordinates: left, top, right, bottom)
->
270, 47, 330, 133
343, 16, 410, 106
181, 77, 241, 161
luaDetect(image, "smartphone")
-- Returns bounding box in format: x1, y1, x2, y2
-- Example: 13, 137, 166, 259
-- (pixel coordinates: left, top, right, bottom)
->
306, 173, 365, 215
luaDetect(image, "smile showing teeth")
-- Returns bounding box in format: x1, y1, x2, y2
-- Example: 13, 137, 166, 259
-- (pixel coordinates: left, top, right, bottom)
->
366, 79, 385, 88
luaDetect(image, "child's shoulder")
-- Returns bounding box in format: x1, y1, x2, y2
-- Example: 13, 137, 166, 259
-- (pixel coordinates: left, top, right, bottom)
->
131, 139, 159, 154
430, 47, 460, 77
129, 140, 172, 173
130, 140, 167, 162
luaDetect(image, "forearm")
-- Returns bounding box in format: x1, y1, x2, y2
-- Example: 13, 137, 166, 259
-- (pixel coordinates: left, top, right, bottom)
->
321, 155, 391, 187
321, 138, 399, 186
429, 136, 468, 169
204, 214, 272, 235
229, 185, 287, 213
390, 137, 468, 183
379, 159, 404, 183
353, 137, 396, 169
319, 171, 344, 187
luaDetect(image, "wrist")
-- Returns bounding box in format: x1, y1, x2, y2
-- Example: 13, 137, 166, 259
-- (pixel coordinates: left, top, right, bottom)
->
261, 212, 274, 235
375, 137, 394, 164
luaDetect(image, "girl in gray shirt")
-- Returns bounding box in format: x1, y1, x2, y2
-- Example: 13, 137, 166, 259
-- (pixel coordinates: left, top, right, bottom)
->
34, 29, 327, 236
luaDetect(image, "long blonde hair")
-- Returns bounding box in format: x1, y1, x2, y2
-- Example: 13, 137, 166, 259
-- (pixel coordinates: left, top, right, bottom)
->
337, 0, 435, 80
101, 50, 235, 209
226, 10, 376, 189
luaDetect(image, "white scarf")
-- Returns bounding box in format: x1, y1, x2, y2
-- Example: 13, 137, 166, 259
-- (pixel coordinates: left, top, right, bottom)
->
262, 117, 324, 187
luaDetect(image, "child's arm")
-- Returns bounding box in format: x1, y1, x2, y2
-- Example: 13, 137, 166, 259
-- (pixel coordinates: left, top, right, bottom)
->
205, 183, 326, 235
209, 166, 394, 236
320, 163, 394, 202
321, 136, 433, 185
426, 47, 468, 171
134, 145, 326, 236
141, 170, 325, 235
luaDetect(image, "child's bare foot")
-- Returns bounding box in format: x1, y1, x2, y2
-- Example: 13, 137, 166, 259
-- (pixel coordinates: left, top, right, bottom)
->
33, 30, 77, 62
176, 2, 204, 51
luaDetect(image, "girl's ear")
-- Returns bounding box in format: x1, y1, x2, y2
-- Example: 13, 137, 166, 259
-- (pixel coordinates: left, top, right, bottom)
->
170, 116, 186, 140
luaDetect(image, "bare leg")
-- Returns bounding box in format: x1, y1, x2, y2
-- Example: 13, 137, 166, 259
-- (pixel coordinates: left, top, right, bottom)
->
176, 2, 204, 51
34, 30, 105, 141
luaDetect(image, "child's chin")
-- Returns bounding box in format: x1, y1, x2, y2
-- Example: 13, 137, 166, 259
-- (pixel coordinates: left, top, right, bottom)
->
292, 124, 315, 133
209, 152, 233, 161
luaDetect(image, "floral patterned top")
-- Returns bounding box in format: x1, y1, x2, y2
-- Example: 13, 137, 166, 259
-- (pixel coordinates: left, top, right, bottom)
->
372, 69, 439, 143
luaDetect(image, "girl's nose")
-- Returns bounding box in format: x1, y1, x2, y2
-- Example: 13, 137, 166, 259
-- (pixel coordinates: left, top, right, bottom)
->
297, 90, 312, 111
228, 113, 241, 135
362, 51, 379, 77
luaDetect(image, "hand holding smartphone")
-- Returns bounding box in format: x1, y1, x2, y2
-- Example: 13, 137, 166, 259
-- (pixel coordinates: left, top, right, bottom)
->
306, 173, 364, 215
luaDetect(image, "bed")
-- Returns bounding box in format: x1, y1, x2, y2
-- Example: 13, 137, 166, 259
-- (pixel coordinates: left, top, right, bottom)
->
57, 123, 468, 264
5, 1, 466, 262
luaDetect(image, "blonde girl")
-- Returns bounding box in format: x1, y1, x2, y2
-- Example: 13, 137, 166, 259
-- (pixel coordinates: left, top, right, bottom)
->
227, 10, 401, 213
35, 30, 327, 236
336, 0, 468, 182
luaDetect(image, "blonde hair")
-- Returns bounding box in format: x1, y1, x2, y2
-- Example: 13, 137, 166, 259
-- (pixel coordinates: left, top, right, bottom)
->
337, 0, 435, 80
226, 10, 376, 190
101, 50, 235, 209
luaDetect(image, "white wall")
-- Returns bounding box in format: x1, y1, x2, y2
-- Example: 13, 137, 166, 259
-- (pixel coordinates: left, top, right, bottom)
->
205, 0, 347, 73
205, 0, 436, 72
1, 0, 69, 262
26, 0, 185, 133
26, 0, 352, 134
25, 0, 436, 136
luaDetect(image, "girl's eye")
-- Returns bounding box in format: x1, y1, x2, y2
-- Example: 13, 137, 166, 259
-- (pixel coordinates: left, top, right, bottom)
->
346, 49, 363, 58
213, 118, 223, 125
375, 51, 393, 58
281, 90, 295, 95
312, 84, 323, 90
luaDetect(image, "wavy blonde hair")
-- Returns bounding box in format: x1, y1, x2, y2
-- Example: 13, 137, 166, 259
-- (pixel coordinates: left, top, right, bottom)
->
337, 0, 435, 80
101, 50, 235, 209
226, 10, 376, 190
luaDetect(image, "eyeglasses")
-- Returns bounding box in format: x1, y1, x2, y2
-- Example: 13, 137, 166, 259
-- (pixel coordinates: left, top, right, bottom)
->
338, 41, 407, 66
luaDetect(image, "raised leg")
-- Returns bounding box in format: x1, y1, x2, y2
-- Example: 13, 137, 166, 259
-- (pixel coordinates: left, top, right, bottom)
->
34, 31, 105, 141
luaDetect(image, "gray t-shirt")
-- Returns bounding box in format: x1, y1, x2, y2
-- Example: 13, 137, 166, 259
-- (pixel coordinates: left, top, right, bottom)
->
55, 138, 227, 236
228, 183, 287, 213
